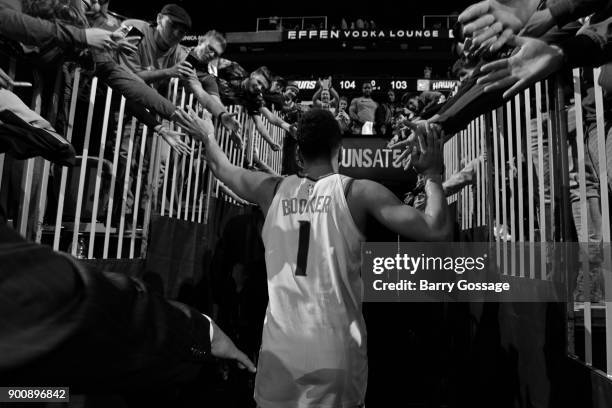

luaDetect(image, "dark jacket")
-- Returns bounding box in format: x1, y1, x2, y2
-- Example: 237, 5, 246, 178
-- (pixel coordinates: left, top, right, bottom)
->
0, 223, 212, 390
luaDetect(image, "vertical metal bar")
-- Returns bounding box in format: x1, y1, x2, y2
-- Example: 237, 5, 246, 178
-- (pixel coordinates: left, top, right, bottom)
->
34, 69, 63, 244
141, 130, 159, 258
182, 95, 195, 220
545, 81, 557, 240
525, 88, 536, 243
500, 108, 508, 242
481, 115, 487, 227
515, 94, 525, 243
161, 79, 179, 216
116, 117, 137, 258
53, 69, 81, 250
484, 113, 496, 242
475, 118, 481, 228
493, 111, 501, 242
535, 82, 547, 242
525, 88, 536, 280
571, 70, 588, 340
460, 130, 466, 231
104, 97, 126, 259
18, 72, 44, 238
507, 101, 516, 244
465, 121, 474, 231
593, 68, 612, 374
88, 86, 113, 258
130, 125, 148, 259
514, 95, 525, 277
192, 143, 202, 222
170, 87, 186, 218
593, 70, 612, 241
70, 77, 98, 256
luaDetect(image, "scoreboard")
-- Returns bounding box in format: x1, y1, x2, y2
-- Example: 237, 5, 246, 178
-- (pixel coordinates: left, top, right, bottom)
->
292, 77, 458, 100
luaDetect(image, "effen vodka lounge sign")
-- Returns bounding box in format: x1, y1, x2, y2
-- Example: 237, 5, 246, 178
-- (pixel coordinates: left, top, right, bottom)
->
284, 29, 454, 41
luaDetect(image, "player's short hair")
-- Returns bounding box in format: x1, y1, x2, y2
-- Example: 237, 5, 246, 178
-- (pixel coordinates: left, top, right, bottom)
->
297, 109, 342, 161
200, 30, 227, 49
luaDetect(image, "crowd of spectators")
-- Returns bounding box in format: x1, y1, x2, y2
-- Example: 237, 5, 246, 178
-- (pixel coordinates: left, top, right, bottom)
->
2, 0, 612, 402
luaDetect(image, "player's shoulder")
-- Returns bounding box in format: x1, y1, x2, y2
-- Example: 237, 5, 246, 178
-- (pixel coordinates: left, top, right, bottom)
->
349, 178, 389, 202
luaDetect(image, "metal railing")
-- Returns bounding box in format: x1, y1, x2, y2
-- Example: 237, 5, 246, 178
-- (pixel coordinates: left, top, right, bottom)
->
0, 60, 284, 260
446, 69, 612, 379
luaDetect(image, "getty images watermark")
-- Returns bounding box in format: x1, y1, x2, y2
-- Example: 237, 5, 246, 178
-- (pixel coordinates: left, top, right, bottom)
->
361, 242, 612, 302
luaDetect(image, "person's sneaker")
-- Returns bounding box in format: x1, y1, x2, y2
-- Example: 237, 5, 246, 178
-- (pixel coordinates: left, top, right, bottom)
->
0, 109, 75, 166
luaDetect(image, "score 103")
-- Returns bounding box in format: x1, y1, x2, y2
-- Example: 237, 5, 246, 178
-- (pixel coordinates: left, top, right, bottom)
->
338, 80, 410, 91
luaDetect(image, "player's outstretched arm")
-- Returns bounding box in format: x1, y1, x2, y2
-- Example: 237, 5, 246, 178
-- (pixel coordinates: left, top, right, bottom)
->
181, 109, 281, 212
352, 123, 452, 241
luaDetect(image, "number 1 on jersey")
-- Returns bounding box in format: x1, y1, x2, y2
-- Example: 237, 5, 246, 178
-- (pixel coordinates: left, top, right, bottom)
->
295, 221, 310, 276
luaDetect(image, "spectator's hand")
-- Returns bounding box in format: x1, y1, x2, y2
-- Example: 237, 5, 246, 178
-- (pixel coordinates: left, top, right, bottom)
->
171, 109, 192, 129
288, 124, 298, 138
393, 130, 418, 169
477, 36, 564, 99
270, 142, 281, 152
220, 112, 244, 148
407, 123, 445, 176
387, 134, 400, 148
210, 319, 257, 373
171, 61, 197, 81
156, 125, 192, 156
85, 28, 119, 51
459, 0, 539, 52
181, 108, 215, 142
115, 36, 140, 56
0, 68, 15, 89
319, 76, 331, 89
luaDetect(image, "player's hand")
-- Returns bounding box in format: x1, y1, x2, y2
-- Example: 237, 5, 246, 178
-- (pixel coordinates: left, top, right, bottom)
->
156, 125, 192, 156
181, 108, 215, 143
210, 319, 257, 373
477, 36, 564, 99
405, 122, 445, 176
85, 28, 119, 51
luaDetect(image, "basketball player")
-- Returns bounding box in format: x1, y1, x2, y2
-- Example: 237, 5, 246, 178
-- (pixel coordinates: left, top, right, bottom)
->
181, 108, 451, 408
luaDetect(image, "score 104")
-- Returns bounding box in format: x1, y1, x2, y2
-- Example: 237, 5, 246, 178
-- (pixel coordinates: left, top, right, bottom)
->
338, 80, 409, 91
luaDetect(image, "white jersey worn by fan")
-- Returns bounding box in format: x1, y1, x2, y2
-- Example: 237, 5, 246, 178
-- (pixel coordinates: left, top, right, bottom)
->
255, 173, 367, 408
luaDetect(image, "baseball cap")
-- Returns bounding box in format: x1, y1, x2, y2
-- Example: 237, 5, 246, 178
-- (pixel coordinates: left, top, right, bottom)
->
160, 4, 192, 30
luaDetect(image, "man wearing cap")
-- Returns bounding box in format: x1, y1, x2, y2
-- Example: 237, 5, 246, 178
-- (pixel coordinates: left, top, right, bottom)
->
120, 4, 193, 88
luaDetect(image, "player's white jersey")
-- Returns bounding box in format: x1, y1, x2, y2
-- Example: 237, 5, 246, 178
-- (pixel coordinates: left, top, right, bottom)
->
255, 173, 367, 408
